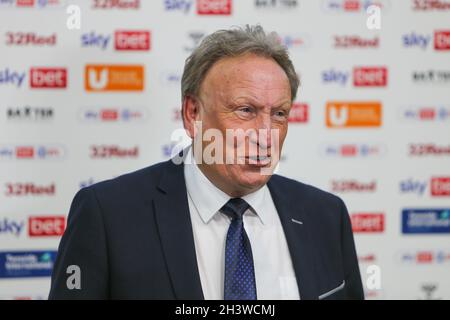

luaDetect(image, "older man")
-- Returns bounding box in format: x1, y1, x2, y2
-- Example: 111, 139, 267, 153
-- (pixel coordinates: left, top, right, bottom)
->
49, 25, 364, 300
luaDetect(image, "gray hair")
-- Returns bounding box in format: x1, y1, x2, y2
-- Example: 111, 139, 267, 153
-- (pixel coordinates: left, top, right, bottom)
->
181, 25, 300, 103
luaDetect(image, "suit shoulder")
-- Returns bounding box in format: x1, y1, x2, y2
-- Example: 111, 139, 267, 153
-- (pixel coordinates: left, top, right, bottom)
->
83, 160, 169, 199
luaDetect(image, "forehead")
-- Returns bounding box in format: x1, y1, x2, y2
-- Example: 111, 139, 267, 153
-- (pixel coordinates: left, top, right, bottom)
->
201, 54, 291, 105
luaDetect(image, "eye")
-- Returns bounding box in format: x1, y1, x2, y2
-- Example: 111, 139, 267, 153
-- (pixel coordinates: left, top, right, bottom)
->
236, 106, 255, 118
273, 109, 288, 120
239, 106, 252, 113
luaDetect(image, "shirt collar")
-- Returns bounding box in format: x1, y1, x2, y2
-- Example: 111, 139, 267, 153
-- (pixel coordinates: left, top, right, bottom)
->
184, 146, 268, 225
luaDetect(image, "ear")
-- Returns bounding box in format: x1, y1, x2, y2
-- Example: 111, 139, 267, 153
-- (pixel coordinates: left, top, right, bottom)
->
182, 95, 199, 139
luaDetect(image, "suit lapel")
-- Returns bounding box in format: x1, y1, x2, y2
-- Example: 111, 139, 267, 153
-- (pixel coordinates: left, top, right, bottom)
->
153, 158, 204, 300
268, 177, 319, 300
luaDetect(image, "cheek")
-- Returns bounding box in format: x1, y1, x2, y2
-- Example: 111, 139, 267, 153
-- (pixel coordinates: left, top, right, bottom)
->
279, 125, 288, 144
198, 115, 224, 144
268, 123, 288, 148
217, 119, 247, 148
206, 114, 236, 139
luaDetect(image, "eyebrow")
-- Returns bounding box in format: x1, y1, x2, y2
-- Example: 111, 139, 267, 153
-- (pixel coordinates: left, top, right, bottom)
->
229, 97, 291, 109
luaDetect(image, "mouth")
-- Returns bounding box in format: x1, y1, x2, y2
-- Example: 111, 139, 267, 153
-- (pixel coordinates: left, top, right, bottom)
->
244, 155, 272, 166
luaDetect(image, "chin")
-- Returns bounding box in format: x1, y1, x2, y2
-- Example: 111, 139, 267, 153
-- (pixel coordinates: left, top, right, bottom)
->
234, 170, 271, 192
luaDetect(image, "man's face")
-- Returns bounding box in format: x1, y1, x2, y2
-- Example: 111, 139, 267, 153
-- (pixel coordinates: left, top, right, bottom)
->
186, 53, 292, 197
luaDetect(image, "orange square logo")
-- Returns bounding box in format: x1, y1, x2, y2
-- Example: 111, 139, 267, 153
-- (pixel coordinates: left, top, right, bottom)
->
85, 65, 144, 92
326, 102, 382, 128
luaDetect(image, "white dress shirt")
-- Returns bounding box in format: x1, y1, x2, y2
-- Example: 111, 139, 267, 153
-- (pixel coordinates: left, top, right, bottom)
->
183, 147, 300, 300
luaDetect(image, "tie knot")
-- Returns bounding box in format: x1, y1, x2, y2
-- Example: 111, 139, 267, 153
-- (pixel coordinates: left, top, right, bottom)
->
221, 198, 250, 220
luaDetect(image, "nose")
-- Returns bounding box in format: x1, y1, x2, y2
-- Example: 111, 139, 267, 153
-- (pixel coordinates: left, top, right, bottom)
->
254, 113, 272, 150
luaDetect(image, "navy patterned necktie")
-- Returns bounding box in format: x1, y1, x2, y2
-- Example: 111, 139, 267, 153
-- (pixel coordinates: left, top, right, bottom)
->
221, 198, 257, 300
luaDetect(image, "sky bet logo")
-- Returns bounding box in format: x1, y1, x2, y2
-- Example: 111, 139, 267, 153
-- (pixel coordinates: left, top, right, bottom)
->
403, 30, 450, 50
30, 67, 67, 89
164, 0, 232, 15
351, 213, 385, 233
81, 30, 150, 51
288, 103, 309, 123
431, 177, 450, 196
0, 67, 66, 88
197, 0, 231, 14
0, 218, 25, 237
400, 177, 450, 196
81, 31, 110, 50
322, 67, 387, 87
402, 209, 450, 234
435, 30, 450, 50
164, 0, 193, 13
28, 216, 65, 237
400, 178, 428, 196
0, 68, 26, 88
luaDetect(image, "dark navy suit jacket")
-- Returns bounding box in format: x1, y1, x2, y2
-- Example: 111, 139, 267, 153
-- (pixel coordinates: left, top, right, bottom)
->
49, 157, 364, 300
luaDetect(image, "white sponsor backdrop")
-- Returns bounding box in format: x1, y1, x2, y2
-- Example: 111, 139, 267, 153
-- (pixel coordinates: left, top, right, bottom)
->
0, 0, 449, 300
